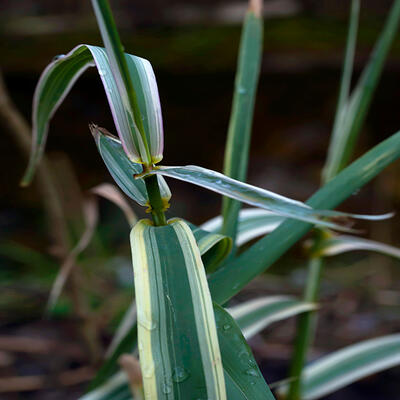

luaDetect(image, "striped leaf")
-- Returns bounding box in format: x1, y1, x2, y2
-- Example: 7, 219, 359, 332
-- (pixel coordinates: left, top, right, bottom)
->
208, 129, 400, 305
228, 296, 316, 340
140, 165, 391, 232
91, 126, 170, 206
91, 0, 162, 166
201, 209, 284, 246
222, 1, 263, 241
21, 44, 163, 186
130, 219, 226, 399
279, 333, 400, 400
313, 233, 400, 260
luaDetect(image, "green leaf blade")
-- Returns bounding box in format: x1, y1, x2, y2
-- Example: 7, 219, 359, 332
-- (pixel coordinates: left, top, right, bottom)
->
142, 165, 389, 231
208, 129, 400, 305
222, 6, 263, 241
280, 334, 400, 400
130, 219, 226, 399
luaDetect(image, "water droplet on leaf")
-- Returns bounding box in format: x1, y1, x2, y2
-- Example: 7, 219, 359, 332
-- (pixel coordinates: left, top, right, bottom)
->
172, 366, 190, 383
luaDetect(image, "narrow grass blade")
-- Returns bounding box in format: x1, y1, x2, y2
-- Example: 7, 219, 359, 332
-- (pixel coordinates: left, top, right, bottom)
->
141, 165, 391, 231
214, 303, 275, 400
130, 219, 226, 399
228, 296, 316, 340
323, 0, 400, 181
91, 183, 137, 227
222, 0, 263, 241
47, 195, 98, 311
314, 234, 400, 259
201, 209, 284, 246
21, 44, 162, 186
91, 126, 170, 206
91, 0, 161, 166
208, 129, 400, 305
279, 334, 400, 400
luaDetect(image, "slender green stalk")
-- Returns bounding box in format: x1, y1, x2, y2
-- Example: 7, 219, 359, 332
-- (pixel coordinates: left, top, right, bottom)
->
221, 0, 263, 242
287, 257, 323, 400
91, 0, 167, 225
144, 174, 167, 226
322, 0, 400, 182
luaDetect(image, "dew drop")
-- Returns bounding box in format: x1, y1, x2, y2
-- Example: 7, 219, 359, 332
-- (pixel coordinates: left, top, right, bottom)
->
52, 54, 65, 62
245, 368, 258, 377
98, 69, 106, 76
223, 324, 231, 331
238, 86, 247, 94
162, 383, 172, 394
172, 366, 190, 383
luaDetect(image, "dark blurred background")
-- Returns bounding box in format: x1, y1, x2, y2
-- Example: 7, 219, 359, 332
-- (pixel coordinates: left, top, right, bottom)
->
1, 0, 400, 399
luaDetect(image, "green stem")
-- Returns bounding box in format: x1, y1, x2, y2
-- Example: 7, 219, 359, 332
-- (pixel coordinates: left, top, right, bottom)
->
144, 174, 167, 226
287, 256, 323, 400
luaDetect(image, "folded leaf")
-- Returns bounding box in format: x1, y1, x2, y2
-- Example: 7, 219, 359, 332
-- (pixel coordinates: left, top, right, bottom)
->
130, 219, 226, 399
279, 333, 400, 400
201, 209, 284, 246
228, 296, 316, 340
140, 165, 391, 232
187, 222, 232, 272
91, 0, 163, 166
91, 126, 170, 206
22, 44, 163, 186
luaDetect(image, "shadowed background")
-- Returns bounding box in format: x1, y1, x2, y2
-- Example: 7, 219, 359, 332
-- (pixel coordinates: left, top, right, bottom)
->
1, 1, 400, 399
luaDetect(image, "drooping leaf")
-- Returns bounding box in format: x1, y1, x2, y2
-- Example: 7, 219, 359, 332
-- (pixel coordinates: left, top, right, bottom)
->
140, 165, 391, 232
228, 296, 316, 340
208, 129, 400, 305
91, 183, 137, 227
201, 209, 284, 246
21, 44, 163, 186
91, 126, 170, 206
313, 233, 400, 260
47, 194, 98, 311
279, 333, 400, 400
130, 219, 226, 399
222, 2, 263, 241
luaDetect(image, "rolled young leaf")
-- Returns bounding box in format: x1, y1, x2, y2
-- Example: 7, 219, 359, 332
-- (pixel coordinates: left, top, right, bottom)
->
279, 333, 400, 400
91, 125, 170, 206
91, 0, 162, 166
228, 296, 316, 340
201, 209, 284, 246
139, 165, 391, 232
22, 44, 163, 186
130, 219, 226, 399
